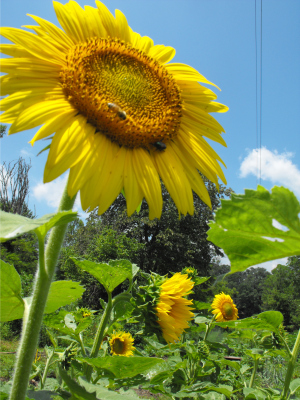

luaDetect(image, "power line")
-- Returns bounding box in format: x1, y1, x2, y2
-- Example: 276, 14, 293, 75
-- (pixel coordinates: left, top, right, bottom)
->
255, 0, 263, 185
260, 0, 263, 185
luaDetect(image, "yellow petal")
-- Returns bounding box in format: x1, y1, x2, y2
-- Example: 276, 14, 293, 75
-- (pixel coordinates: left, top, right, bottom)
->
170, 141, 212, 208
124, 150, 144, 216
97, 146, 127, 214
27, 14, 74, 49
68, 133, 108, 198
152, 146, 194, 216
115, 10, 131, 43
166, 63, 220, 89
132, 148, 162, 220
0, 27, 65, 65
9, 99, 73, 134
30, 110, 77, 145
148, 45, 176, 64
96, 1, 116, 38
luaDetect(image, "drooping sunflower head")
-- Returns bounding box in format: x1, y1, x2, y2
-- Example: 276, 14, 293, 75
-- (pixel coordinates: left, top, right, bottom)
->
156, 272, 195, 343
109, 331, 135, 356
211, 292, 238, 322
1, 1, 228, 219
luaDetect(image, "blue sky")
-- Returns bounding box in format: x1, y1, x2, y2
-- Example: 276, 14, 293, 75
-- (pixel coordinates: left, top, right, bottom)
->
1, 0, 300, 270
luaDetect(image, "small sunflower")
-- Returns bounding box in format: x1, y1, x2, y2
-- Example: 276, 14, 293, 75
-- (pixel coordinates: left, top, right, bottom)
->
0, 1, 228, 219
211, 292, 238, 322
109, 331, 135, 356
156, 273, 194, 343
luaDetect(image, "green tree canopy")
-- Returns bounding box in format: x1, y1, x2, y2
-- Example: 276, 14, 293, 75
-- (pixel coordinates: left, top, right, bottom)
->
261, 256, 300, 330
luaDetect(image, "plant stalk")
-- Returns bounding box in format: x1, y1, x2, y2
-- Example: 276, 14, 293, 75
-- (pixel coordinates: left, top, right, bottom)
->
86, 292, 113, 381
281, 328, 300, 399
249, 358, 259, 388
40, 350, 54, 389
9, 183, 76, 400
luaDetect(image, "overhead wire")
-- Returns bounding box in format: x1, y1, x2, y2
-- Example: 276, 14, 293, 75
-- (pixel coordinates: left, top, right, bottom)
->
255, 0, 263, 185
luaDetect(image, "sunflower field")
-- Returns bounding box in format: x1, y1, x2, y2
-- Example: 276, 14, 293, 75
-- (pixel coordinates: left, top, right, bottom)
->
1, 1, 300, 400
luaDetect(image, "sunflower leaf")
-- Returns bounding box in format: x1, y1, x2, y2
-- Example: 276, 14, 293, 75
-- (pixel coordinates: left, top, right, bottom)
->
0, 267, 84, 322
77, 356, 164, 379
0, 260, 24, 322
71, 258, 136, 293
207, 186, 300, 273
0, 210, 77, 242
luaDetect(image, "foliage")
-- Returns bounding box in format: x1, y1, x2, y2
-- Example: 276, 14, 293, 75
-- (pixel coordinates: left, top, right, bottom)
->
208, 186, 300, 273
56, 180, 232, 309
2, 182, 300, 400
261, 258, 300, 330
99, 180, 232, 278
210, 264, 271, 319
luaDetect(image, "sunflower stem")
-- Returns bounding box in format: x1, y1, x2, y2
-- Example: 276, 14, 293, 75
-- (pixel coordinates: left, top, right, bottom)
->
249, 358, 259, 388
203, 315, 216, 341
281, 328, 300, 399
86, 291, 113, 381
9, 182, 76, 400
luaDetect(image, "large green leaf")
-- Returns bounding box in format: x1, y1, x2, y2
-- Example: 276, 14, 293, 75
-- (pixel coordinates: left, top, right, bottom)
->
78, 377, 142, 400
0, 260, 23, 321
0, 268, 84, 322
71, 258, 136, 293
290, 378, 300, 394
44, 281, 85, 314
207, 186, 300, 273
256, 311, 283, 329
78, 356, 164, 379
0, 210, 77, 242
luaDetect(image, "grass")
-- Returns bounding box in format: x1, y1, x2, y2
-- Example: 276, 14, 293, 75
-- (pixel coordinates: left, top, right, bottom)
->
0, 339, 19, 382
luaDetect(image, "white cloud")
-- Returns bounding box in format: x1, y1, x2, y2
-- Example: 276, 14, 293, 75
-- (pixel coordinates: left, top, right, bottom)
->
239, 147, 300, 196
220, 255, 287, 272
251, 258, 288, 272
33, 176, 67, 209
32, 175, 89, 219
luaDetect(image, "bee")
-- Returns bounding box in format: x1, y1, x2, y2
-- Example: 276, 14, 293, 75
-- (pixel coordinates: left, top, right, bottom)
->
152, 141, 166, 151
107, 102, 127, 120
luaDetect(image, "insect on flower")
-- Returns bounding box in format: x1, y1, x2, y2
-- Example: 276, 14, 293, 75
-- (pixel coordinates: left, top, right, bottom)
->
152, 141, 166, 151
107, 102, 127, 120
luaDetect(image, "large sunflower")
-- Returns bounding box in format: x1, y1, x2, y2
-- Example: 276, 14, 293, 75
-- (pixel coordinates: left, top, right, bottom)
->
211, 292, 238, 322
0, 1, 228, 219
156, 272, 194, 343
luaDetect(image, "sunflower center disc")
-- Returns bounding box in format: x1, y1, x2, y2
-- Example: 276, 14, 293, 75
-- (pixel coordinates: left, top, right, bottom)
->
113, 338, 125, 354
60, 38, 182, 149
223, 302, 234, 319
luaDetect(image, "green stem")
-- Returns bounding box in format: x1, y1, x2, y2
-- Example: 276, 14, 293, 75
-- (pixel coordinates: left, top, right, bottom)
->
86, 292, 113, 381
78, 333, 86, 356
281, 328, 300, 399
203, 315, 216, 341
249, 358, 259, 388
9, 183, 76, 400
40, 350, 54, 390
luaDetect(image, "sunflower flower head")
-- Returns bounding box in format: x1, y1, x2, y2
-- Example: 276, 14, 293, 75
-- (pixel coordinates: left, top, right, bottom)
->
211, 292, 238, 322
1, 1, 228, 219
132, 272, 194, 343
156, 272, 195, 343
109, 331, 135, 356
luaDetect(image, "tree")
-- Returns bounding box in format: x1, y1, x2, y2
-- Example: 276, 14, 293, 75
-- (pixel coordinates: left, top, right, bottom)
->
261, 259, 300, 330
209, 263, 270, 318
56, 223, 145, 309
0, 157, 38, 296
0, 157, 34, 217
56, 179, 232, 308
0, 124, 6, 139
99, 179, 232, 278
0, 156, 38, 337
